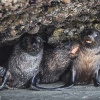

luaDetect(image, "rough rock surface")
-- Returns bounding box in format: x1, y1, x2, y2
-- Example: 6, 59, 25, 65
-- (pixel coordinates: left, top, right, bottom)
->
0, 1, 100, 45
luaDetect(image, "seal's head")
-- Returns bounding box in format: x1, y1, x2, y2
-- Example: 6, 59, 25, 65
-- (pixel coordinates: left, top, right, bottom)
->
80, 29, 100, 47
20, 34, 43, 53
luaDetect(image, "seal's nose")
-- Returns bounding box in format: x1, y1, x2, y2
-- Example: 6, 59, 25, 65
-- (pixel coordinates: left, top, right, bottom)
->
88, 35, 95, 42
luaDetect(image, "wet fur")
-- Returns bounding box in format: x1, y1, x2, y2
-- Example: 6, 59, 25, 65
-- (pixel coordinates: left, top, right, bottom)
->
69, 29, 100, 86
0, 34, 78, 90
74, 46, 100, 84
0, 34, 44, 89
30, 41, 79, 90
39, 42, 78, 84
8, 34, 43, 88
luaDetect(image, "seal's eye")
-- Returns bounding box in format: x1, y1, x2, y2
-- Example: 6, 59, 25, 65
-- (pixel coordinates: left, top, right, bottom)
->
93, 32, 98, 38
33, 43, 36, 46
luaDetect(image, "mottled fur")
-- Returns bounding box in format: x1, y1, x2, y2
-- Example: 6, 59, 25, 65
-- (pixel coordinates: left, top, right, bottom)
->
0, 33, 78, 90
0, 34, 44, 89
74, 46, 100, 84
70, 29, 100, 86
39, 42, 78, 84
8, 34, 43, 88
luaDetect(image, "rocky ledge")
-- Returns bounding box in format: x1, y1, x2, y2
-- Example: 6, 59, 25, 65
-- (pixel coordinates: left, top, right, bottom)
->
0, 83, 100, 100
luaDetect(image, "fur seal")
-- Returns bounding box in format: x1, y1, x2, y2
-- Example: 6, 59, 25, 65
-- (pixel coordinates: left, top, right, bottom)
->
67, 29, 100, 87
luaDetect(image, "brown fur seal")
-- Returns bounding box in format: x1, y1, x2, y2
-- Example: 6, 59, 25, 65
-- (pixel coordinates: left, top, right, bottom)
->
0, 34, 79, 90
30, 41, 79, 90
8, 34, 44, 88
39, 42, 79, 84
0, 34, 44, 90
66, 29, 100, 87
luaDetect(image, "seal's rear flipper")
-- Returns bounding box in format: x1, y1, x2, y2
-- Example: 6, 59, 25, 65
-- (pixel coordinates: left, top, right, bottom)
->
31, 66, 75, 91
31, 83, 74, 91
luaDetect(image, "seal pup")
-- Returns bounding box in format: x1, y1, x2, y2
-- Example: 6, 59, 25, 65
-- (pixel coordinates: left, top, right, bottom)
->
67, 29, 100, 87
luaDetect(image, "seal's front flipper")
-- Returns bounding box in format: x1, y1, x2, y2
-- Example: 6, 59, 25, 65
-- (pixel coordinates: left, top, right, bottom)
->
93, 69, 100, 87
0, 71, 10, 90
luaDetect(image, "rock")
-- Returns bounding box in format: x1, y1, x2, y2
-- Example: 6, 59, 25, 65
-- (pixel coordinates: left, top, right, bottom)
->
0, 85, 100, 100
0, 1, 99, 45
